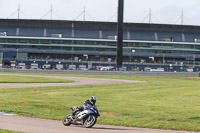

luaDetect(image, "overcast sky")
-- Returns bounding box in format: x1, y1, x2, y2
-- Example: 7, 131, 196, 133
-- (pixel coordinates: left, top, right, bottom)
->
0, 0, 200, 25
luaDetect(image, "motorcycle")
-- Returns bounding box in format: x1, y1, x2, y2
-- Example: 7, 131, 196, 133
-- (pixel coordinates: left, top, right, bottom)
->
62, 106, 100, 128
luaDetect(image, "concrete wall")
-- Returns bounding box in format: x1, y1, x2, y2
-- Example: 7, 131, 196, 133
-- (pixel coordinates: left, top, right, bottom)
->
0, 69, 200, 77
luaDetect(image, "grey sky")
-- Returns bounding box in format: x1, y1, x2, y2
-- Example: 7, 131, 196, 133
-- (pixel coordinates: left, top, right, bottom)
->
0, 0, 200, 25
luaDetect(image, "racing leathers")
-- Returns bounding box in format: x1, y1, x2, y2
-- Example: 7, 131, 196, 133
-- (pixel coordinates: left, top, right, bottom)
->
71, 100, 95, 118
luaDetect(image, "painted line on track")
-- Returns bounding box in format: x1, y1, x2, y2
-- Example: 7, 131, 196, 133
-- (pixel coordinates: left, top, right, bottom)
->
0, 112, 16, 116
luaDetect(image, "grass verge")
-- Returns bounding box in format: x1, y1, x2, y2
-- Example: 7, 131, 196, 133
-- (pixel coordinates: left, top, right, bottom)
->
0, 75, 73, 83
0, 129, 24, 133
0, 74, 200, 131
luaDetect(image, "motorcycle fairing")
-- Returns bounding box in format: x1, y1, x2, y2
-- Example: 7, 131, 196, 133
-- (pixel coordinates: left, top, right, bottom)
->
76, 110, 92, 120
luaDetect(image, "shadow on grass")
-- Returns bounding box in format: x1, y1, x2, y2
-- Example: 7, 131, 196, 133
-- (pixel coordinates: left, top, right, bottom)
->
188, 116, 200, 120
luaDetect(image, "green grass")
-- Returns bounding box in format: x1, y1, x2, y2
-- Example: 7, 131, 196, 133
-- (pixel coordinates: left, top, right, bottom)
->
0, 129, 24, 133
0, 75, 73, 83
1, 74, 200, 131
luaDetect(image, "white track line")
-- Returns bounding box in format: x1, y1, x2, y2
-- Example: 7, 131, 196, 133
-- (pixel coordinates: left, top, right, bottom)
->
0, 112, 16, 116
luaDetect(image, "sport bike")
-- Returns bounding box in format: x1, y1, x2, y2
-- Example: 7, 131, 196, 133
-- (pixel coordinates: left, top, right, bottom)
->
62, 106, 100, 128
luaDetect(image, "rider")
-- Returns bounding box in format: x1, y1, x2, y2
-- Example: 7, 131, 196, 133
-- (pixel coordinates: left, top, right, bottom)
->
71, 96, 96, 118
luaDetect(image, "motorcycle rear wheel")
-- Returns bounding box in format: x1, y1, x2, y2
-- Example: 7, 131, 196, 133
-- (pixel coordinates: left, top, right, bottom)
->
83, 115, 97, 128
62, 114, 72, 126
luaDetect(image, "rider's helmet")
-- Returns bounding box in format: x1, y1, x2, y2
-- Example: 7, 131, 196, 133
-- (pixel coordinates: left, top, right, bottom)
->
89, 96, 96, 105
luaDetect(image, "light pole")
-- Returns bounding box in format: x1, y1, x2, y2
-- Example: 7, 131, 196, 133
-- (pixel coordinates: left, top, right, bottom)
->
116, 0, 124, 70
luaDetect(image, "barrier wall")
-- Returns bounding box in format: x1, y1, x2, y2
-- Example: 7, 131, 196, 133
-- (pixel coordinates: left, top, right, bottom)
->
0, 69, 199, 77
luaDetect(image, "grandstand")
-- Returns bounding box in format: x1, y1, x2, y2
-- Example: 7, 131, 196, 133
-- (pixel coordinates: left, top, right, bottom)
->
0, 19, 200, 71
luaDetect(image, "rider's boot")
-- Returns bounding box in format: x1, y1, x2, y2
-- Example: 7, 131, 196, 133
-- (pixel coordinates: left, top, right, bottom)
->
71, 109, 78, 119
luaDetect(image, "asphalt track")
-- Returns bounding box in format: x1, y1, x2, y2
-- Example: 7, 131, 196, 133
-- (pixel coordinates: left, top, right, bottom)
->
0, 115, 196, 133
0, 74, 198, 133
0, 74, 143, 88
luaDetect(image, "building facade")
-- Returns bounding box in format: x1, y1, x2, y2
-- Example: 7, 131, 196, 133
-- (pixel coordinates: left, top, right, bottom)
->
0, 19, 200, 71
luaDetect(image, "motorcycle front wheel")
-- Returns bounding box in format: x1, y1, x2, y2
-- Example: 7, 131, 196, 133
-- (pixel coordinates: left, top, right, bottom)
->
62, 114, 72, 126
83, 115, 97, 128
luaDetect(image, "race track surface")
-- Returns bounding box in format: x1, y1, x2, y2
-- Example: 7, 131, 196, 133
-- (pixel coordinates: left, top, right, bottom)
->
0, 74, 143, 88
0, 115, 196, 133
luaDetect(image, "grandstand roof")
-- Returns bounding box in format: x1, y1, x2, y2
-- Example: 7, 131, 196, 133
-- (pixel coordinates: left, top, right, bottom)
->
0, 19, 200, 32
0, 19, 200, 42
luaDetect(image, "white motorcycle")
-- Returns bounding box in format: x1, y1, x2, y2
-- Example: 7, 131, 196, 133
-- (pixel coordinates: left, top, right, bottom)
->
62, 106, 100, 128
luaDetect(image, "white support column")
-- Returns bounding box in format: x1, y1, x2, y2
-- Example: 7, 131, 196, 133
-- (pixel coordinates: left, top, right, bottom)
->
72, 23, 74, 38
44, 28, 47, 37
99, 30, 102, 39
154, 32, 158, 41
127, 31, 130, 40
182, 33, 185, 42
16, 28, 20, 36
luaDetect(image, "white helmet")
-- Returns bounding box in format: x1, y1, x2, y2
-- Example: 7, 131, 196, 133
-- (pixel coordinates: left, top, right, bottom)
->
89, 96, 96, 105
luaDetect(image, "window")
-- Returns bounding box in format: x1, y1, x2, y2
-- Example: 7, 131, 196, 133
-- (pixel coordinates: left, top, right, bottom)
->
174, 44, 183, 49
162, 44, 173, 48
51, 40, 63, 44
73, 40, 84, 45
7, 39, 17, 43
29, 39, 39, 44
140, 43, 150, 47
84, 41, 95, 45
18, 39, 28, 43
40, 39, 50, 44
0, 38, 6, 43
184, 45, 194, 49
152, 44, 161, 48
63, 40, 72, 44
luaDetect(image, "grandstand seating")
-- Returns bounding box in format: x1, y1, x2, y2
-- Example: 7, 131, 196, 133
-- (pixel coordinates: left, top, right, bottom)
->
102, 30, 117, 39
74, 29, 99, 39
19, 27, 44, 37
130, 31, 155, 41
0, 27, 16, 36
47, 28, 72, 38
157, 32, 183, 42
2, 19, 200, 71
184, 33, 200, 42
